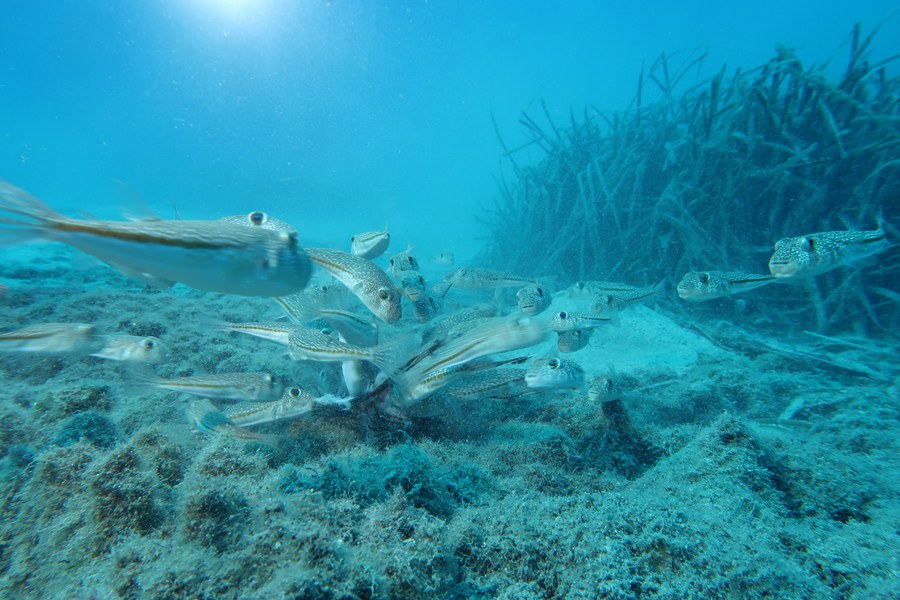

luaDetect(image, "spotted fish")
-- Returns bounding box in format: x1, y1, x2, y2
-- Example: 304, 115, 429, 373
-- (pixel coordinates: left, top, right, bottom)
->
768, 228, 889, 278
676, 271, 776, 301
306, 248, 402, 323
350, 225, 390, 259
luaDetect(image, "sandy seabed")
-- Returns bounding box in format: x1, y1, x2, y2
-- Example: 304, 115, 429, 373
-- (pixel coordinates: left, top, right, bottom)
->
0, 245, 898, 599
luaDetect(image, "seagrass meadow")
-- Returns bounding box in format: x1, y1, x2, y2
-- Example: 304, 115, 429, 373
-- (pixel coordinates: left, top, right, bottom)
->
483, 23, 900, 336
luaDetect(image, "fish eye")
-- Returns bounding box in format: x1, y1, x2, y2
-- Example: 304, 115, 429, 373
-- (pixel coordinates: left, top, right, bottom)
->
428, 297, 435, 305
389, 258, 395, 266
698, 272, 710, 284
418, 276, 424, 284
558, 311, 568, 320
548, 358, 559, 369
537, 287, 543, 296
143, 339, 155, 349
378, 288, 390, 300
802, 237, 815, 252
351, 236, 356, 242
289, 387, 301, 398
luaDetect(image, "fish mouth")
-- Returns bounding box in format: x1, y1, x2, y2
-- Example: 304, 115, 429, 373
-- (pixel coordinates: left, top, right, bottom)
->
405, 290, 423, 302
768, 260, 800, 278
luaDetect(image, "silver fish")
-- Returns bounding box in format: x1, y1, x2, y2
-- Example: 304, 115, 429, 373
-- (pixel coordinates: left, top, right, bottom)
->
0, 181, 312, 297
566, 280, 641, 300
219, 321, 294, 346
429, 252, 455, 267
768, 229, 889, 278
524, 357, 585, 390
388, 244, 420, 276
185, 399, 276, 444
275, 293, 379, 347
138, 371, 277, 401
589, 284, 660, 314
307, 247, 402, 323
588, 375, 621, 403
556, 329, 591, 353
287, 325, 401, 375
546, 310, 610, 332
350, 225, 390, 259
224, 386, 318, 427
399, 271, 427, 302
424, 303, 497, 341
217, 211, 297, 233
516, 284, 552, 316
441, 368, 528, 400
413, 295, 443, 324
444, 267, 536, 290
91, 335, 166, 363
676, 271, 775, 302
0, 323, 100, 353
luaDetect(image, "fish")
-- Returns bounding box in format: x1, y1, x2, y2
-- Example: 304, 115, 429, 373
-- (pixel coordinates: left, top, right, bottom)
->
218, 321, 294, 346
441, 368, 528, 400
565, 280, 641, 300
524, 357, 585, 390
429, 252, 455, 267
516, 284, 552, 316
589, 284, 661, 314
587, 375, 621, 403
545, 310, 610, 332
185, 399, 277, 444
0, 181, 312, 297
350, 225, 390, 259
676, 271, 776, 301
424, 303, 497, 341
136, 371, 278, 401
443, 267, 536, 290
223, 386, 322, 427
275, 293, 379, 347
398, 271, 427, 302
0, 323, 101, 353
217, 211, 297, 233
306, 247, 402, 323
556, 329, 592, 353
287, 324, 403, 375
398, 355, 530, 405
412, 295, 443, 324
91, 335, 166, 363
388, 244, 420, 276
768, 229, 889, 278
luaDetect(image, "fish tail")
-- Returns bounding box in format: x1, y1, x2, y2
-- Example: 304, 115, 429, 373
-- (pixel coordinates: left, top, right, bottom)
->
0, 181, 64, 237
370, 334, 418, 381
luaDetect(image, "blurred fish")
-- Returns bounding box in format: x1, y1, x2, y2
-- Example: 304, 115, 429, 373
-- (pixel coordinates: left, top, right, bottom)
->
556, 329, 591, 353
275, 293, 379, 346
91, 335, 166, 363
412, 295, 443, 324
219, 321, 294, 345
137, 371, 278, 401
350, 225, 390, 259
590, 283, 661, 314
768, 228, 889, 278
565, 280, 641, 300
0, 323, 100, 353
441, 368, 528, 400
517, 284, 552, 316
588, 375, 621, 403
388, 243, 420, 276
444, 267, 536, 290
546, 310, 610, 332
398, 271, 427, 302
307, 248, 402, 323
424, 303, 497, 341
217, 211, 296, 233
524, 357, 585, 390
0, 181, 312, 297
429, 252, 455, 267
676, 271, 775, 301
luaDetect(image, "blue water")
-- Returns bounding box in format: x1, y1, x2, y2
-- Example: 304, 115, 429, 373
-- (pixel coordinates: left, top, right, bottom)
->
1, 0, 896, 253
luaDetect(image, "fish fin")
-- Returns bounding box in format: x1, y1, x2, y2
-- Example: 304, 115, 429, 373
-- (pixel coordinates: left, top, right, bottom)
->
274, 292, 317, 323
112, 179, 164, 222
186, 399, 233, 433
0, 180, 65, 223
370, 334, 420, 381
